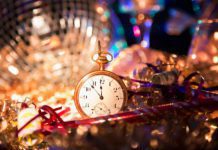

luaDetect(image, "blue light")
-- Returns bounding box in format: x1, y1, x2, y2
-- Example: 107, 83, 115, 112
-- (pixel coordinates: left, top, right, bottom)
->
119, 0, 135, 13
144, 20, 152, 27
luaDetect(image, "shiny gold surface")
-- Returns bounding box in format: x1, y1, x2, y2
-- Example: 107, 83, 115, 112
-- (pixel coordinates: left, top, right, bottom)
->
74, 70, 128, 118
0, 0, 111, 96
74, 47, 128, 118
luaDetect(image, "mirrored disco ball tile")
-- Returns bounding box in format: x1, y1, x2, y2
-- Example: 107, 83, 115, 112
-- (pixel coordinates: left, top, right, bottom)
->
0, 0, 111, 93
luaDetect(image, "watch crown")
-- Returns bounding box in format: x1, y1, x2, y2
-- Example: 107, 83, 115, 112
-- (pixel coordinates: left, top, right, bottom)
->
92, 41, 113, 70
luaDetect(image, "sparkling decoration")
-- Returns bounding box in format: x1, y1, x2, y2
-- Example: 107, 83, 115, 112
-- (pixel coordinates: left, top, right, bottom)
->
0, 1, 218, 149
12, 90, 218, 149
0, 41, 217, 149
188, 19, 218, 65
0, 100, 19, 149
131, 63, 155, 81
107, 45, 185, 79
151, 69, 180, 85
0, 0, 112, 95
18, 108, 41, 137
187, 19, 218, 87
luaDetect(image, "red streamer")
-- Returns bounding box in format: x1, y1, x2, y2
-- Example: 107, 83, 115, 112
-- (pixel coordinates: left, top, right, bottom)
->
17, 72, 218, 135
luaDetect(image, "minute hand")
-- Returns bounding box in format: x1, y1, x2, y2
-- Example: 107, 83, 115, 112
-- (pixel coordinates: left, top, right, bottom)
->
100, 83, 104, 100
89, 82, 101, 97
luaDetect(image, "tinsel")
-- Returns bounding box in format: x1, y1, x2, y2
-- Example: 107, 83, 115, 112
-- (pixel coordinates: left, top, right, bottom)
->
0, 54, 218, 149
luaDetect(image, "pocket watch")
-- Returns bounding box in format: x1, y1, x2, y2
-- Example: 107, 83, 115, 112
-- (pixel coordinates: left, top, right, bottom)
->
74, 42, 128, 118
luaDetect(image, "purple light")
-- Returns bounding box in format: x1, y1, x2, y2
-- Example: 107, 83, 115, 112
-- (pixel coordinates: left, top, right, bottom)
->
144, 20, 152, 27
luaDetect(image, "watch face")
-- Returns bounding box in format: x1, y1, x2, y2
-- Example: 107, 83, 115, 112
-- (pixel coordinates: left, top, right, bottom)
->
75, 73, 126, 118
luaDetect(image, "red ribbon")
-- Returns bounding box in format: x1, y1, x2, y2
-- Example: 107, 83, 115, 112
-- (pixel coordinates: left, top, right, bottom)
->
17, 72, 218, 136
17, 97, 218, 136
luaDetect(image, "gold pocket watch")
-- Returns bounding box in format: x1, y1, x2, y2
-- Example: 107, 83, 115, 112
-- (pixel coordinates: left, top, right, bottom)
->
74, 41, 128, 118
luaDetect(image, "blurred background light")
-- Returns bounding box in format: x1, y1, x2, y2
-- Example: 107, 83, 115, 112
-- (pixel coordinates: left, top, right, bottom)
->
0, 0, 126, 95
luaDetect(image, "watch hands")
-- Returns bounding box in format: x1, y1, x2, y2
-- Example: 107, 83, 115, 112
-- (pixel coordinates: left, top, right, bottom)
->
89, 82, 103, 100
99, 85, 104, 100
94, 103, 109, 114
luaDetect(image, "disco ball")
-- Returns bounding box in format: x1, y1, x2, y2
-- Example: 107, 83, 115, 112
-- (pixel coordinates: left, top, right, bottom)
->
0, 0, 112, 93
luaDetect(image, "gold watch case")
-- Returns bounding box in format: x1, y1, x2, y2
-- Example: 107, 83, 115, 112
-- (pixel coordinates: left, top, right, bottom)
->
74, 70, 128, 118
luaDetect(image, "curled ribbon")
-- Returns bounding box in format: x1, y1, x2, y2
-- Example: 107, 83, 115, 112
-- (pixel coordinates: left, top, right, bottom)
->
17, 97, 218, 135
17, 72, 218, 136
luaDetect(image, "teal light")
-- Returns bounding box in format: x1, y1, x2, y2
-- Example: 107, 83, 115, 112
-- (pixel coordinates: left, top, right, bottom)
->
115, 40, 128, 50
102, 28, 110, 35
117, 27, 124, 35
115, 41, 122, 48
104, 10, 110, 18
197, 20, 203, 24
194, 5, 200, 12
109, 40, 128, 57
111, 44, 119, 52
150, 10, 157, 18
158, 0, 164, 5
130, 17, 136, 24
123, 41, 128, 47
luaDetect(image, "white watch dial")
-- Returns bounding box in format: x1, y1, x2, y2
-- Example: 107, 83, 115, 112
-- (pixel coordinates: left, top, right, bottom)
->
78, 75, 125, 117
